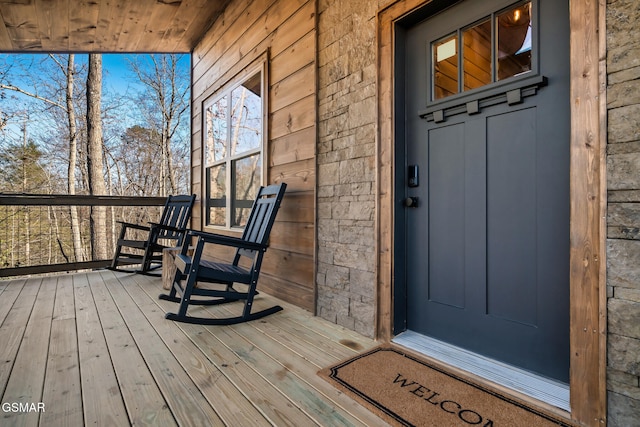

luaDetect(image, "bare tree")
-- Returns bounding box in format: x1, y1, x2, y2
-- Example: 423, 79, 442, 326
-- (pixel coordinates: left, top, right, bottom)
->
60, 54, 84, 262
1, 54, 87, 261
87, 53, 108, 260
129, 54, 189, 195
1, 53, 190, 265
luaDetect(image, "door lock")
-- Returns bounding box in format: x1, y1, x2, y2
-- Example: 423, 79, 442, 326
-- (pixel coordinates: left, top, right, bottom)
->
403, 197, 419, 208
408, 165, 419, 187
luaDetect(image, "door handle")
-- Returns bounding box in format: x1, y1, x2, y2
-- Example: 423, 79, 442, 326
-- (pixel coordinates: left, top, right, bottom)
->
403, 197, 419, 208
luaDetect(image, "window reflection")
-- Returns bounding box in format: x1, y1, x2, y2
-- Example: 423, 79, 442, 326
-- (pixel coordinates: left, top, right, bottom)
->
429, 1, 533, 102
497, 2, 532, 80
233, 153, 261, 227
433, 34, 458, 100
231, 73, 262, 155
463, 19, 492, 91
204, 69, 264, 229
205, 95, 227, 164
208, 164, 226, 226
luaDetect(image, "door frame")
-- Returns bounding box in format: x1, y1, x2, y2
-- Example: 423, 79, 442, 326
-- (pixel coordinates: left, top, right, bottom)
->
375, 0, 606, 425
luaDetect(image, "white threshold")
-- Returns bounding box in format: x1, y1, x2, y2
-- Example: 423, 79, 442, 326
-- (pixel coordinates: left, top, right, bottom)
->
392, 330, 570, 412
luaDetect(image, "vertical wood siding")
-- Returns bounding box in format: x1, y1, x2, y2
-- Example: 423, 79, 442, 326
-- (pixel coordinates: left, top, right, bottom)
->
191, 0, 317, 311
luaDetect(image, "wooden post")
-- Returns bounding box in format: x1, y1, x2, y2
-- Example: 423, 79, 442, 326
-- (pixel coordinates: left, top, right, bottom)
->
162, 247, 193, 290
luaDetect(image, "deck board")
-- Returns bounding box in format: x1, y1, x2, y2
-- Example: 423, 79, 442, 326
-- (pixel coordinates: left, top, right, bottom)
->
0, 277, 42, 423
112, 272, 266, 427
73, 272, 130, 426
0, 270, 388, 427
0, 278, 25, 327
91, 272, 177, 427
135, 277, 316, 427
102, 272, 225, 427
2, 276, 55, 427
41, 275, 83, 426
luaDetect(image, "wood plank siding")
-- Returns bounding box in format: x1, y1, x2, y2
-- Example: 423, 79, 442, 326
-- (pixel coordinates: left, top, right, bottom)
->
191, 0, 317, 312
0, 271, 384, 427
0, 0, 232, 52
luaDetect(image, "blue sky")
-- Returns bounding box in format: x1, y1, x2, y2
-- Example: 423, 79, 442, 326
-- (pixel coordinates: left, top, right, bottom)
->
102, 54, 191, 92
1, 52, 189, 98
1, 53, 190, 147
103, 54, 137, 92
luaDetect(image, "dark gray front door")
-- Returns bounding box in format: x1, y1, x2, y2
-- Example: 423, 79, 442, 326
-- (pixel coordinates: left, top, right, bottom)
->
402, 0, 570, 382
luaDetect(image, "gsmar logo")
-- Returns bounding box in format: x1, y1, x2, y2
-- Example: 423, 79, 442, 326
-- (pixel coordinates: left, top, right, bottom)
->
2, 402, 46, 413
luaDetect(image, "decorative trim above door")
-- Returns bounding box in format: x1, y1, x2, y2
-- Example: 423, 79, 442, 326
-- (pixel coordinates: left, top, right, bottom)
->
420, 75, 547, 122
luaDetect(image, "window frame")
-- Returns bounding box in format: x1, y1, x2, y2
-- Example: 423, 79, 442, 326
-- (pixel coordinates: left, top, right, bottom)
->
426, 0, 538, 108
202, 59, 268, 232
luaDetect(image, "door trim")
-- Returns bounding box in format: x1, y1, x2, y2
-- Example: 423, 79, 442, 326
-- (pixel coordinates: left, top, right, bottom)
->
375, 1, 606, 425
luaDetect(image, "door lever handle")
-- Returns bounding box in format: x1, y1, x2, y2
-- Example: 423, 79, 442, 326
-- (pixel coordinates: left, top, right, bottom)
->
403, 197, 419, 208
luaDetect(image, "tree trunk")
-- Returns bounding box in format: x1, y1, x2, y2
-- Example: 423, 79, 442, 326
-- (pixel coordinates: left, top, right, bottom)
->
66, 54, 84, 262
22, 119, 30, 264
165, 64, 178, 194
164, 121, 177, 194
86, 54, 108, 261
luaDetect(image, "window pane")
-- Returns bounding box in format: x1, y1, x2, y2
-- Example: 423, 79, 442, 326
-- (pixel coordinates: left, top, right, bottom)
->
205, 96, 228, 164
231, 72, 262, 156
433, 34, 458, 100
463, 19, 492, 91
208, 164, 226, 226
233, 153, 261, 227
497, 2, 532, 80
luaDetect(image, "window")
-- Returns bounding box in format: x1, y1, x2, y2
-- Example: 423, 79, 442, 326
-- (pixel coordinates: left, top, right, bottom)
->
432, 1, 532, 101
204, 68, 264, 229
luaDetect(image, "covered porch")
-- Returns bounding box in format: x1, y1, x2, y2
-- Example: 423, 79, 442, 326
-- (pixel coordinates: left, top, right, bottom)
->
0, 270, 386, 426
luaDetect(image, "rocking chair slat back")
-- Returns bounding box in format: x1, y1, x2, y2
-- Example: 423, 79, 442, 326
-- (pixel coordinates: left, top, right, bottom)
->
110, 194, 196, 274
159, 195, 196, 240
160, 183, 287, 325
237, 186, 283, 259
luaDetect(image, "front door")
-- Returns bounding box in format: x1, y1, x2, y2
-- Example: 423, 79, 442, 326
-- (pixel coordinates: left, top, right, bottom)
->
401, 0, 570, 382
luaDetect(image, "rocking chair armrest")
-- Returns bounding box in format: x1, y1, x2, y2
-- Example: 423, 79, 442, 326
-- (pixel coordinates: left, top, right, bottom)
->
148, 222, 187, 233
116, 220, 151, 232
188, 230, 267, 251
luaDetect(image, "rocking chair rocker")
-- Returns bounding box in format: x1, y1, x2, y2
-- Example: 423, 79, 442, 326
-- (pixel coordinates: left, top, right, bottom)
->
110, 194, 196, 274
160, 183, 286, 325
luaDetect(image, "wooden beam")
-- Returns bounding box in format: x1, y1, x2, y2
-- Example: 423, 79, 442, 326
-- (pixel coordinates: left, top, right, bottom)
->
0, 194, 166, 206
95, 0, 127, 52
0, 260, 112, 278
67, 0, 100, 51
568, 0, 607, 424
115, 1, 158, 52
0, 0, 40, 49
35, 0, 70, 51
0, 3, 15, 49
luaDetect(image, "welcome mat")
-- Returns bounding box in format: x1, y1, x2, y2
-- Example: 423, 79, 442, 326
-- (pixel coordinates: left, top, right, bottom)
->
320, 346, 575, 427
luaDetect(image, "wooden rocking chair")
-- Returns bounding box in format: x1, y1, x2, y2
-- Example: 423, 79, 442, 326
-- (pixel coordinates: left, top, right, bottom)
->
159, 183, 286, 325
110, 194, 196, 274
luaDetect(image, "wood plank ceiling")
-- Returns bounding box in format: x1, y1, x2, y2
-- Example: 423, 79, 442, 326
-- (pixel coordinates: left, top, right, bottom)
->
0, 0, 231, 52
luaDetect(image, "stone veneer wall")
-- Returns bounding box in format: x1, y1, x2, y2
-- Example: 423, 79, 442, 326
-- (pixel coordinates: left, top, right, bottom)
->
606, 0, 640, 424
316, 0, 392, 337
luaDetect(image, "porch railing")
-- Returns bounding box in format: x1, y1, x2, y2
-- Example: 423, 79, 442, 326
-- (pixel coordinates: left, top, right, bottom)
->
0, 194, 167, 278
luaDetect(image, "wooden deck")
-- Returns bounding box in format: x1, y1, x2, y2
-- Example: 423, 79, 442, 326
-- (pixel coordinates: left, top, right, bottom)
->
0, 270, 388, 427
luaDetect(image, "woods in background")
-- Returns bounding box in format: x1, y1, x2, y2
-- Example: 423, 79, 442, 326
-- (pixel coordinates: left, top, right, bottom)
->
0, 54, 190, 267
